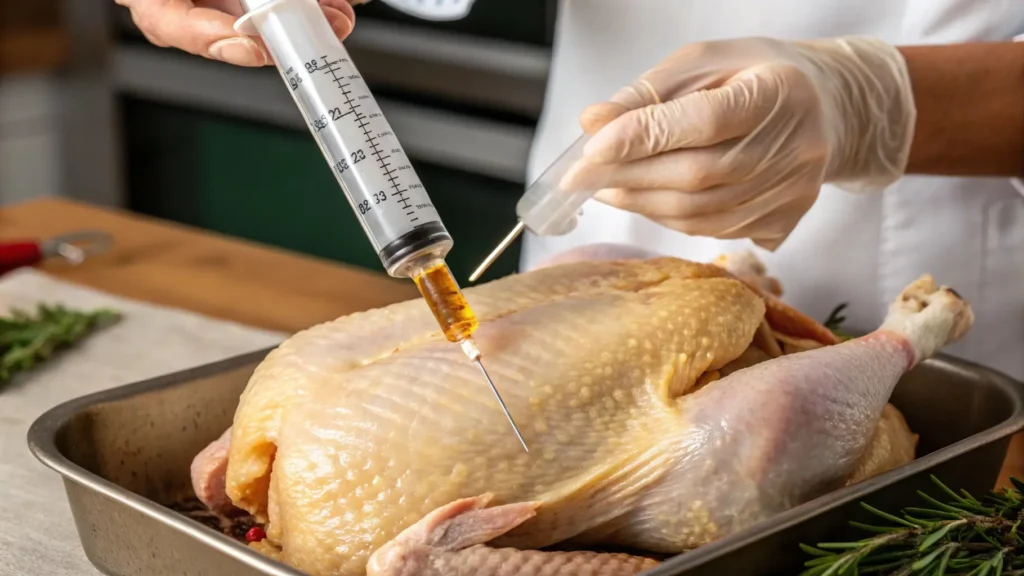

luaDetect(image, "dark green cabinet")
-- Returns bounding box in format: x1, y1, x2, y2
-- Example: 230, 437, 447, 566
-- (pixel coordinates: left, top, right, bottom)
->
122, 98, 523, 282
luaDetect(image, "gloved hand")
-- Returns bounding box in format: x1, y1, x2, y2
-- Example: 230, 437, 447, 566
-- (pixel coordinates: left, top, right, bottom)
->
116, 0, 366, 67
561, 36, 917, 250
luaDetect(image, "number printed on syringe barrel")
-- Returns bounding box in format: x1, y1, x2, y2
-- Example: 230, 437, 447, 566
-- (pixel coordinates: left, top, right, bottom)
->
260, 7, 451, 275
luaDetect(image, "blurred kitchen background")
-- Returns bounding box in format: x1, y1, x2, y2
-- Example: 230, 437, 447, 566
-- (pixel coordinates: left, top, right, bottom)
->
0, 0, 557, 280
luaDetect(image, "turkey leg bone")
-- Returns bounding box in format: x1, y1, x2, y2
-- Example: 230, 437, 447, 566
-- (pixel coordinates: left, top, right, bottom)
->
366, 274, 973, 572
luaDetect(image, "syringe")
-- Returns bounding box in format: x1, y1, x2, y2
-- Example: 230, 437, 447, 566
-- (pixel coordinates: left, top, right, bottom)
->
235, 0, 528, 452
469, 135, 595, 282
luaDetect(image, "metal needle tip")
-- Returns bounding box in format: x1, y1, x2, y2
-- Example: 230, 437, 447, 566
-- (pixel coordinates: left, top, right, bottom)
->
474, 358, 529, 452
469, 221, 525, 283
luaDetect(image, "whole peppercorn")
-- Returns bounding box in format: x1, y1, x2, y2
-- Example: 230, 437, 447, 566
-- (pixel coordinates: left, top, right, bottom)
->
245, 526, 266, 543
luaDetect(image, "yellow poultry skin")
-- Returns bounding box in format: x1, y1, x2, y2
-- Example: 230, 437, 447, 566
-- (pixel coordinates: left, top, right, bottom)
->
190, 251, 962, 576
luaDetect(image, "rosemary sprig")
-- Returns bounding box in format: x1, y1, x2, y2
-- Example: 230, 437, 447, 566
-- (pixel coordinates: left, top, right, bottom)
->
800, 475, 1024, 575
0, 303, 120, 387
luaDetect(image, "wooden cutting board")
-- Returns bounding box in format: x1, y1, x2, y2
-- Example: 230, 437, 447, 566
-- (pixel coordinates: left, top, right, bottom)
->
0, 197, 418, 334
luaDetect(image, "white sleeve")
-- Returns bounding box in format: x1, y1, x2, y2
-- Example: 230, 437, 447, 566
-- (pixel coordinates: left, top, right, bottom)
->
1015, 34, 1024, 196
375, 0, 475, 20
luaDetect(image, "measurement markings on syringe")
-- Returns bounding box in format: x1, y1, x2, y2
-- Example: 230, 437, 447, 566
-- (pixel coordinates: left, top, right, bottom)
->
308, 55, 419, 224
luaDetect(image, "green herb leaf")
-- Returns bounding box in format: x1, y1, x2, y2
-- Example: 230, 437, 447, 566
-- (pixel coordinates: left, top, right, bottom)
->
802, 543, 838, 558
913, 543, 950, 569
801, 478, 1024, 576
920, 524, 960, 552
861, 503, 919, 528
0, 303, 120, 388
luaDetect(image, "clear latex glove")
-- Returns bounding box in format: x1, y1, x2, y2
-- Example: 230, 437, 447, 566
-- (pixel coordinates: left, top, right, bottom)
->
115, 0, 362, 67
561, 37, 916, 251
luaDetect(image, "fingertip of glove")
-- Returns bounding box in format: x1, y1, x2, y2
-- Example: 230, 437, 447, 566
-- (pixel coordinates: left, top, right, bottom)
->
591, 187, 626, 207
582, 127, 624, 164
558, 156, 590, 191
580, 102, 630, 135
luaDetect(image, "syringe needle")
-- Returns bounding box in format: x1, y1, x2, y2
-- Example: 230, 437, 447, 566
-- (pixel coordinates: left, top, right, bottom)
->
469, 221, 525, 283
474, 357, 529, 452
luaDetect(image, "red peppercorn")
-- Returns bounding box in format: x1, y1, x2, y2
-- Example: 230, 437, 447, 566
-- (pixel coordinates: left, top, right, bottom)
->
245, 526, 266, 543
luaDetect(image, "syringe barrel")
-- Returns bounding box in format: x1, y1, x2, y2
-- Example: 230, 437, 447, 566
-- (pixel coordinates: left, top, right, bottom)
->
238, 0, 452, 276
515, 134, 596, 237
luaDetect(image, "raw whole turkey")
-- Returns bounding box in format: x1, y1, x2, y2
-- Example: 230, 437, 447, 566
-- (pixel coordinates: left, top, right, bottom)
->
190, 244, 971, 576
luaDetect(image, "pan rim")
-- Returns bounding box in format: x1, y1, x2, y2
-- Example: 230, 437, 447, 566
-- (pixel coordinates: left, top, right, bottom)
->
26, 350, 1024, 575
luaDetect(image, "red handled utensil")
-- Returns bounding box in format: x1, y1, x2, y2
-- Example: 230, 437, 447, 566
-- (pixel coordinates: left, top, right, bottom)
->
0, 231, 113, 276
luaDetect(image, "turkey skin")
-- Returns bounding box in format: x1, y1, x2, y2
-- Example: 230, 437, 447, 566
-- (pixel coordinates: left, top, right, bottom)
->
190, 249, 966, 576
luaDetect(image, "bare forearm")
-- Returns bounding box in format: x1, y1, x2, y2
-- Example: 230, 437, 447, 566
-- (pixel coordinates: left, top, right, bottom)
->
900, 42, 1024, 177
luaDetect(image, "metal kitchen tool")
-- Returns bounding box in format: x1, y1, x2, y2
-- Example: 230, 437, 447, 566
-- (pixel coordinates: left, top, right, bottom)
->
27, 350, 1024, 576
0, 231, 112, 276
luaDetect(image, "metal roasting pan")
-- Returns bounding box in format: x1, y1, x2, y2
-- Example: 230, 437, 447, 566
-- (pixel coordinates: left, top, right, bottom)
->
27, 347, 1024, 576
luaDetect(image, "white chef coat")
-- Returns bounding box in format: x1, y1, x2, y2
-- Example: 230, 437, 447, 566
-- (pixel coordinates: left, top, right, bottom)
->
521, 0, 1024, 380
